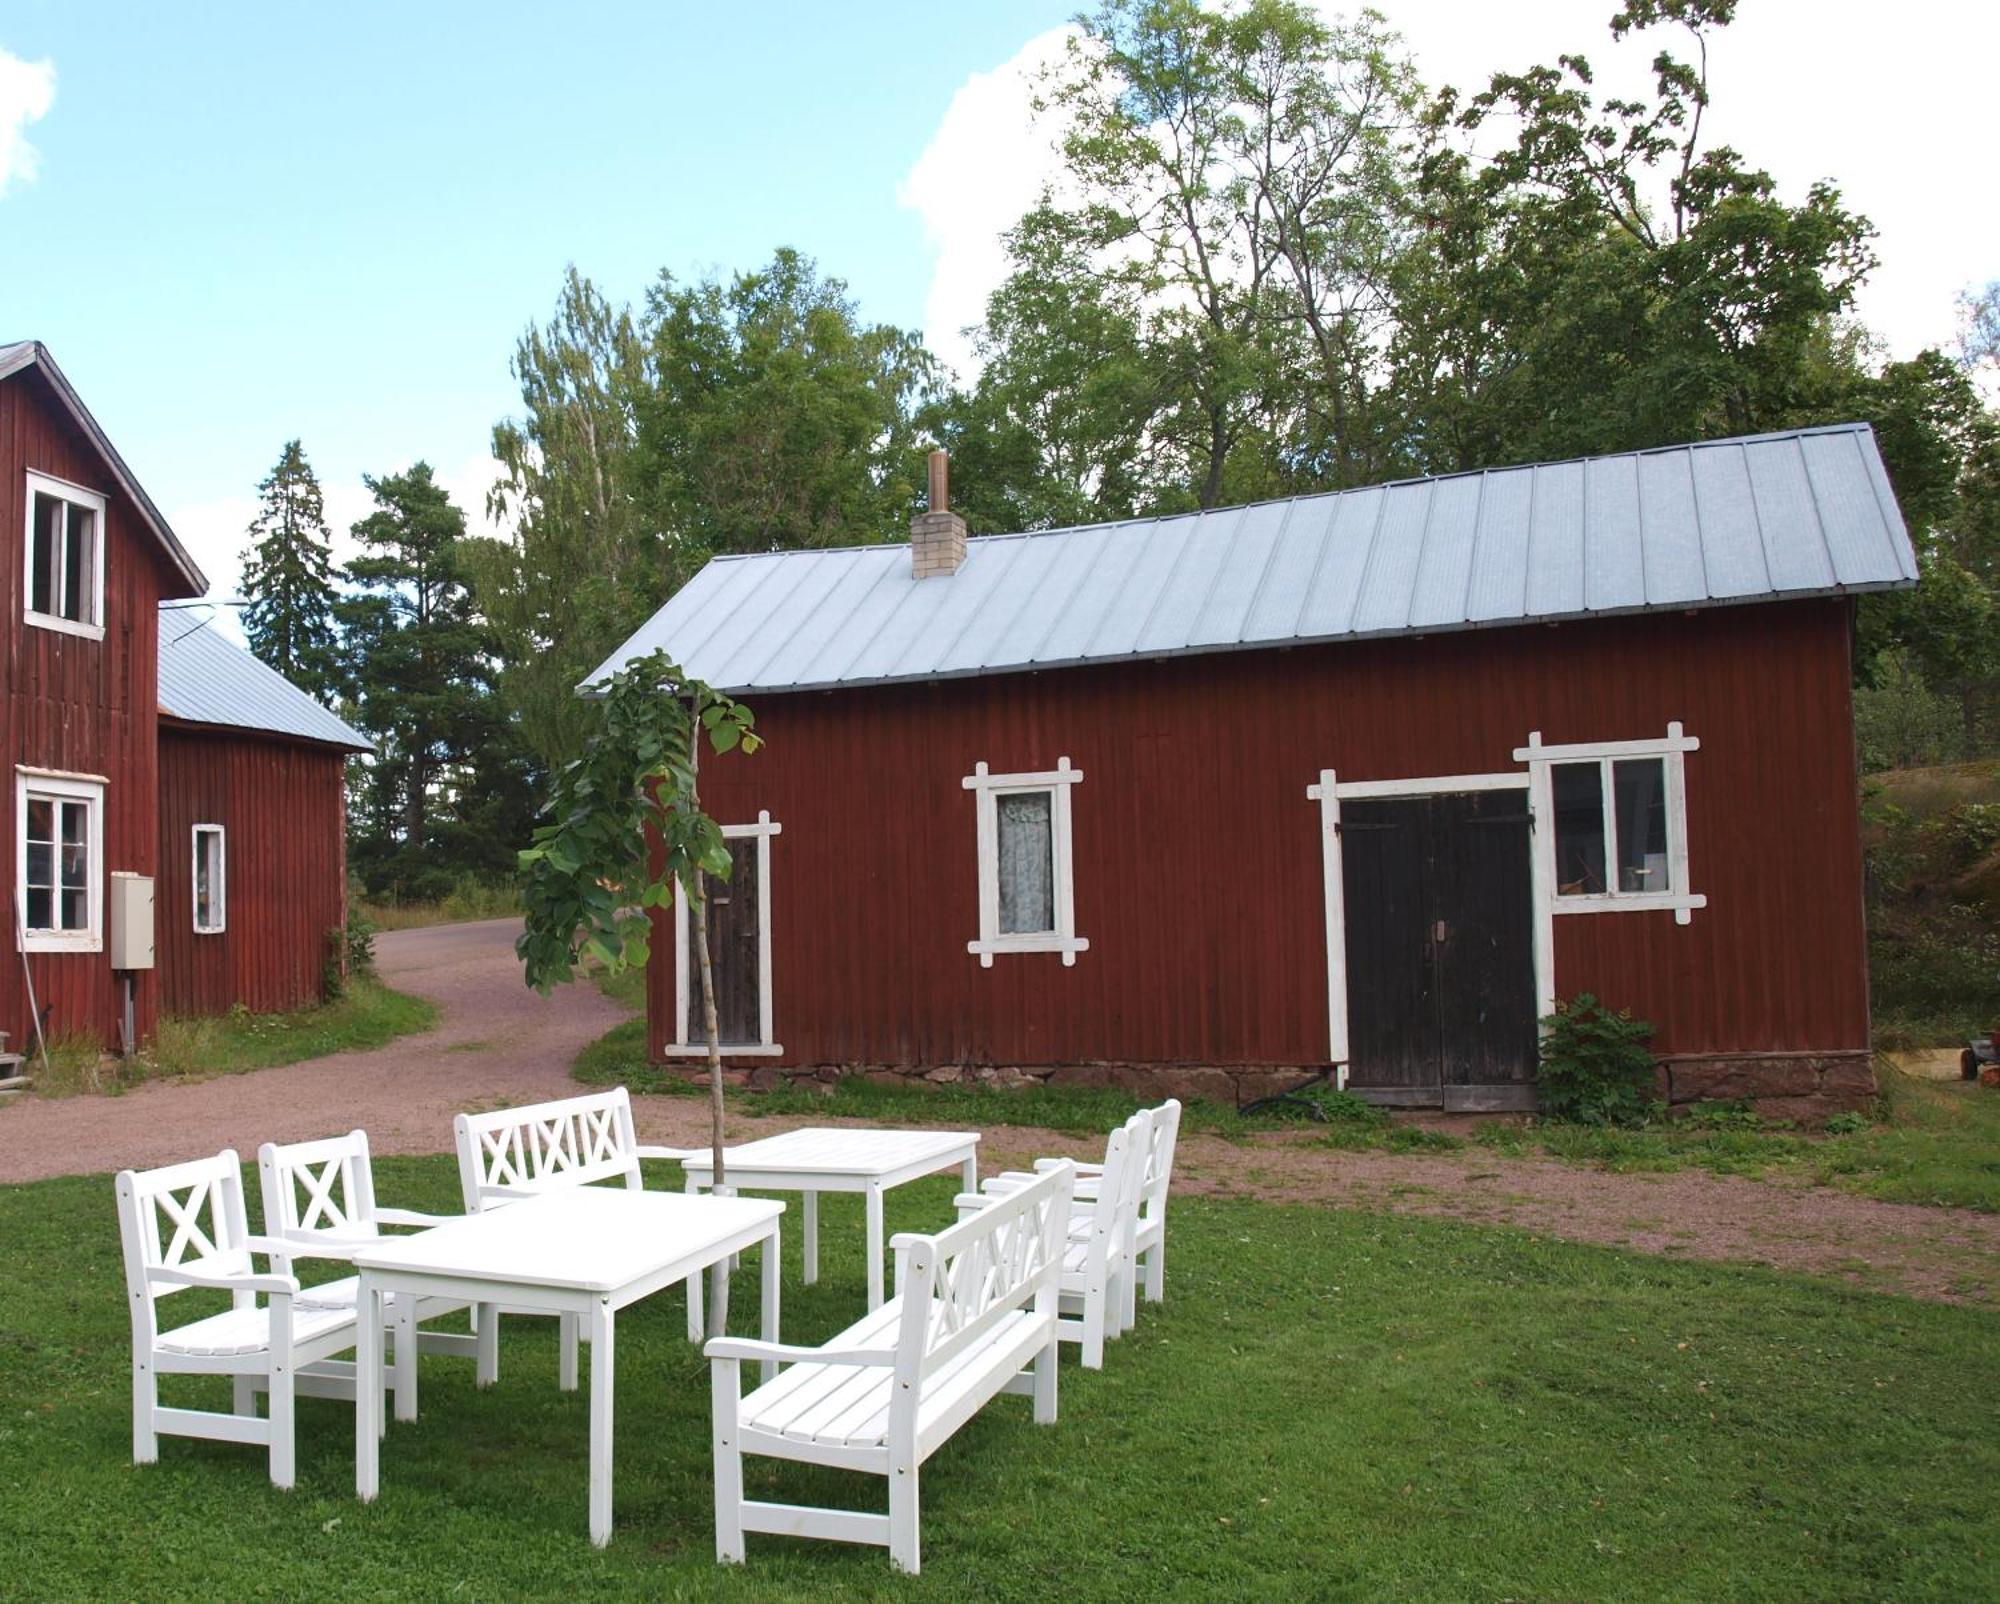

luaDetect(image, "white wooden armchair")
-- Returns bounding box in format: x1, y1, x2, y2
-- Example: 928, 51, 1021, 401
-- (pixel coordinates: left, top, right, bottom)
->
115, 1149, 359, 1489
452, 1087, 696, 1383
257, 1129, 472, 1423
1052, 1097, 1182, 1308
955, 1107, 1152, 1366
707, 1161, 1074, 1574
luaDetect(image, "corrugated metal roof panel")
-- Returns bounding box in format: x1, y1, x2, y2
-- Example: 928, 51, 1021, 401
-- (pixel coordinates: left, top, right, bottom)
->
584, 423, 1919, 696
157, 614, 371, 751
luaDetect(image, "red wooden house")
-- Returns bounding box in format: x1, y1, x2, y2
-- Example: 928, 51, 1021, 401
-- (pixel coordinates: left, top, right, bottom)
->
2, 341, 367, 1063
593, 426, 1917, 1120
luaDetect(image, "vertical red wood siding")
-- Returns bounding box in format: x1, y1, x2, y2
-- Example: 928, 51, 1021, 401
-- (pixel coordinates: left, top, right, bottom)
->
155, 725, 349, 1016
656, 598, 1868, 1071
1, 366, 177, 1050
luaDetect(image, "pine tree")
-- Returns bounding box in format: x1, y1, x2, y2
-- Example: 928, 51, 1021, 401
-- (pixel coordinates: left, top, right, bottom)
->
239, 440, 341, 703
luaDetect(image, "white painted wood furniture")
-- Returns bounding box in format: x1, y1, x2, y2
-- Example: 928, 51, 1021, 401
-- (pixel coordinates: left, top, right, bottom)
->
257, 1129, 473, 1423
452, 1087, 696, 1384
706, 1160, 1073, 1575
957, 1109, 1150, 1367
680, 1127, 981, 1317
1042, 1096, 1182, 1307
115, 1149, 359, 1489
353, 1187, 782, 1547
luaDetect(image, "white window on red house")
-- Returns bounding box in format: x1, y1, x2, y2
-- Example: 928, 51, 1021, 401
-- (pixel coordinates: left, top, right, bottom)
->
16, 770, 104, 952
962, 757, 1089, 966
23, 471, 107, 637
193, 824, 226, 934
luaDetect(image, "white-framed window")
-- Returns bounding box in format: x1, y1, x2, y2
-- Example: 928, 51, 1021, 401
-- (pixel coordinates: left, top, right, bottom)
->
962, 757, 1089, 967
15, 768, 105, 953
192, 824, 226, 934
23, 470, 107, 639
1515, 723, 1708, 924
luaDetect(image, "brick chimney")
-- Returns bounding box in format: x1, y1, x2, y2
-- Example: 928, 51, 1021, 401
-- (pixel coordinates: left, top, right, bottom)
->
910, 448, 966, 578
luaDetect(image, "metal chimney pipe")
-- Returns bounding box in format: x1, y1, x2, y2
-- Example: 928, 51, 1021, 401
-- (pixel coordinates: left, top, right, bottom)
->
927, 448, 949, 514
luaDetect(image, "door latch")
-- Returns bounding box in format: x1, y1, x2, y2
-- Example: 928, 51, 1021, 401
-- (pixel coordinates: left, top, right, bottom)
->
1432, 919, 1450, 945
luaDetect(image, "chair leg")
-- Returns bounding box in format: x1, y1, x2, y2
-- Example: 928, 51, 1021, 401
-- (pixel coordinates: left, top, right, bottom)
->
711, 1359, 744, 1564
558, 1312, 580, 1392
475, 1302, 499, 1387
233, 1374, 257, 1418
1121, 1251, 1139, 1332
1145, 1240, 1165, 1303
1032, 1334, 1058, 1425
132, 1360, 158, 1465
888, 1459, 921, 1575
1081, 1284, 1106, 1370
268, 1364, 296, 1490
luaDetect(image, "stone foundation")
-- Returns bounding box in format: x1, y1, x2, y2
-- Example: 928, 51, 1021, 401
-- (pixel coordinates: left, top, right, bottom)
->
660, 1050, 1880, 1126
1657, 1051, 1877, 1124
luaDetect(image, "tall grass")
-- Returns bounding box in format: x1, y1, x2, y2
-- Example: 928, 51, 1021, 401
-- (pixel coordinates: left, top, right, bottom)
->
353, 875, 522, 932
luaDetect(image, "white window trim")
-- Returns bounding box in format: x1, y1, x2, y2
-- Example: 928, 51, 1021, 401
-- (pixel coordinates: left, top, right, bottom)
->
668, 812, 782, 1056
22, 469, 108, 640
962, 757, 1089, 967
15, 767, 105, 954
192, 823, 226, 935
1515, 723, 1707, 925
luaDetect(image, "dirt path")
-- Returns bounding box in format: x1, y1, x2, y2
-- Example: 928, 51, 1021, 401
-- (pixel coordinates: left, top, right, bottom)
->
5, 919, 1996, 1308
0, 919, 619, 1184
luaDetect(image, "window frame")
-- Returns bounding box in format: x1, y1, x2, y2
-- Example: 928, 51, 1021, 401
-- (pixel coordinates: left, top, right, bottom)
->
1515, 724, 1708, 924
22, 470, 108, 640
962, 757, 1089, 967
15, 767, 106, 953
191, 823, 227, 935
666, 812, 783, 1057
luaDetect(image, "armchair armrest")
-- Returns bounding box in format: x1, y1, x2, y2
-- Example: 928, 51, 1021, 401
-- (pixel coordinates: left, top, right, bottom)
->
1035, 1157, 1103, 1178
634, 1144, 699, 1163
154, 1262, 299, 1297
704, 1337, 897, 1366
241, 1232, 367, 1261
373, 1206, 458, 1229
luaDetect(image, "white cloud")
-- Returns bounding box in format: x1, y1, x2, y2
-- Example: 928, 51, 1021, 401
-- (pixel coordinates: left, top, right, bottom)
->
904, 4, 2000, 377
897, 25, 1079, 381
0, 47, 55, 197
167, 451, 510, 643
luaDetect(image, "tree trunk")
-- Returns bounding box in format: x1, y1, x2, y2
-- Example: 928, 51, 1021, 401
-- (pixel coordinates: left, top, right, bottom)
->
687, 700, 730, 1338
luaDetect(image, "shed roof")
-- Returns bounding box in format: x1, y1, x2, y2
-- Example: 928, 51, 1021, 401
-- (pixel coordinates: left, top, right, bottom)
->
589, 422, 1918, 697
157, 613, 372, 752
0, 340, 207, 597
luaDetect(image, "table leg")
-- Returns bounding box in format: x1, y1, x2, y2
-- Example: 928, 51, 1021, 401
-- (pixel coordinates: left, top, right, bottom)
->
558, 1312, 579, 1392
760, 1226, 781, 1386
685, 1175, 705, 1341
392, 1294, 418, 1423
475, 1302, 499, 1388
588, 1300, 615, 1548
865, 1181, 885, 1310
802, 1190, 818, 1286
355, 1277, 381, 1502
961, 1150, 979, 1195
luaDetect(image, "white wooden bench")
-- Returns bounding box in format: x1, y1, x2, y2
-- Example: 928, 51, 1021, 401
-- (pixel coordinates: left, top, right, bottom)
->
116, 1148, 360, 1489
959, 1106, 1151, 1365
258, 1129, 473, 1423
705, 1161, 1074, 1575
453, 1087, 696, 1384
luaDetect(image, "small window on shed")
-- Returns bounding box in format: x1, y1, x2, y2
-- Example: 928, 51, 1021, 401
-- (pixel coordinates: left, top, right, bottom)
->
16, 770, 103, 952
963, 758, 1089, 966
193, 824, 226, 934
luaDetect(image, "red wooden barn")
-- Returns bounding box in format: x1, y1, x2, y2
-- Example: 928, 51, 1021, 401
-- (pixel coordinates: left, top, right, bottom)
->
2, 341, 367, 1066
593, 426, 1917, 1120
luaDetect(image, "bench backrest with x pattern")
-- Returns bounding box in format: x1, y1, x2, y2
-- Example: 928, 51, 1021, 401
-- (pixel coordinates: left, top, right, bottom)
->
453, 1087, 646, 1213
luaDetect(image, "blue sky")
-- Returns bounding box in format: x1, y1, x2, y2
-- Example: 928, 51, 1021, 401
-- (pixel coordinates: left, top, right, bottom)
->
2, 1, 1993, 610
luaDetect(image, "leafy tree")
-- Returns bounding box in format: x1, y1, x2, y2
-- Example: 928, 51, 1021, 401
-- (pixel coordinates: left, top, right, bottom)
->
637, 248, 936, 559
339, 463, 534, 897
239, 440, 341, 704
518, 649, 758, 1333
469, 268, 657, 771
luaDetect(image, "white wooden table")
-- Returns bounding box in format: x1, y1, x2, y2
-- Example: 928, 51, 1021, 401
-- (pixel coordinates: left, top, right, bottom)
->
351, 1187, 783, 1548
681, 1127, 980, 1312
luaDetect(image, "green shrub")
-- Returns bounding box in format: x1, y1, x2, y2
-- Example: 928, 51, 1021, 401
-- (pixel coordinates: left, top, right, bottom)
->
1536, 994, 1659, 1127
1823, 1110, 1871, 1136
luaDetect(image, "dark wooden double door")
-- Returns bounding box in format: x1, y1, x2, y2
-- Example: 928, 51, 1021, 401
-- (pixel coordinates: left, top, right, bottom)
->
1341, 789, 1538, 1110
685, 837, 761, 1046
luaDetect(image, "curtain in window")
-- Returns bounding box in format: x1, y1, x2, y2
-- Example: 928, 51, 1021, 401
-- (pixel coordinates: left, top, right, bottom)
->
996, 791, 1055, 934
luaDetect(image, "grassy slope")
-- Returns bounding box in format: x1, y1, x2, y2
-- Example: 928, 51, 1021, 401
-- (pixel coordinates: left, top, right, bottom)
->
0, 1158, 1993, 1601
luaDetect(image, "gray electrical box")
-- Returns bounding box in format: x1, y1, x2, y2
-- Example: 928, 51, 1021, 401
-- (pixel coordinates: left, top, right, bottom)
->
109, 872, 154, 970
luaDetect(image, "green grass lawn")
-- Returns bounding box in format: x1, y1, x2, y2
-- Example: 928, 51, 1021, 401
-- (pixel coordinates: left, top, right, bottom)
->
3, 1158, 1993, 1601
29, 979, 437, 1097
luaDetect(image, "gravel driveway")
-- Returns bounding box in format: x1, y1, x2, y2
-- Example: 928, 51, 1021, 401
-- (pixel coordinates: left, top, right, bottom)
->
0, 919, 619, 1184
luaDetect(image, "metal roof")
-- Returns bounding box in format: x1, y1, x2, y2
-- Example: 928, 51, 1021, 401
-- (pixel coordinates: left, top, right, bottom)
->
157, 613, 372, 752
0, 340, 208, 597
588, 422, 1918, 697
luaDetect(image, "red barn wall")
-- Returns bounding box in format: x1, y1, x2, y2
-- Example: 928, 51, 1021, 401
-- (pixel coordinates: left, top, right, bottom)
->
156, 724, 349, 1017
656, 598, 1869, 1102
1, 365, 176, 1051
